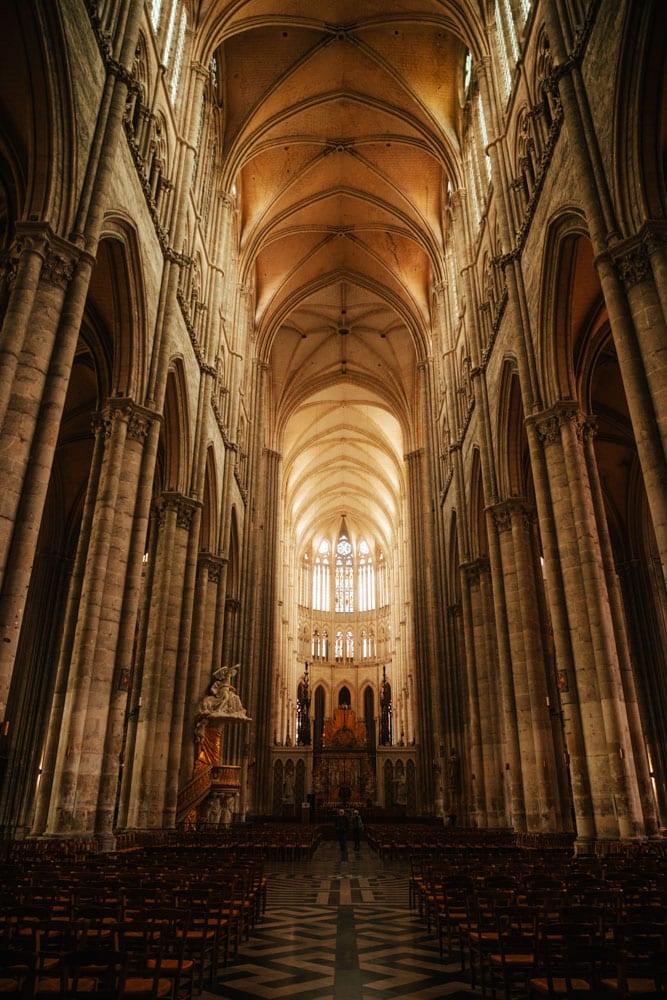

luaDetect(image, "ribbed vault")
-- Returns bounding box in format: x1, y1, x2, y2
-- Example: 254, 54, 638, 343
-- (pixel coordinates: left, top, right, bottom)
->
197, 0, 474, 553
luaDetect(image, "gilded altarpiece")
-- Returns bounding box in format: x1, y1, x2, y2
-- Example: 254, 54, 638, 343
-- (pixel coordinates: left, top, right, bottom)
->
313, 707, 375, 806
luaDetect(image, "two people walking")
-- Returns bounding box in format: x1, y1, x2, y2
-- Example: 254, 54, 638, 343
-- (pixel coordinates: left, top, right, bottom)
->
336, 808, 363, 858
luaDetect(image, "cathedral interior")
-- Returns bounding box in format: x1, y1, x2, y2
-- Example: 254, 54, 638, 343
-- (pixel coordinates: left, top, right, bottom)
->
0, 0, 666, 856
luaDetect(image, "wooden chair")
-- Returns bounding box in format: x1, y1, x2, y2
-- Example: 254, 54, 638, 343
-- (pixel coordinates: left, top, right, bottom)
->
489, 909, 538, 1000
435, 876, 473, 962
0, 944, 35, 998
117, 923, 173, 999
529, 923, 601, 999
599, 922, 667, 998
144, 907, 194, 1000
176, 903, 216, 994
463, 889, 502, 996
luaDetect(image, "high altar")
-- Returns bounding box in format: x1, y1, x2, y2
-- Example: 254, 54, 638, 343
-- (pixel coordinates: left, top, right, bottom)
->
312, 707, 375, 807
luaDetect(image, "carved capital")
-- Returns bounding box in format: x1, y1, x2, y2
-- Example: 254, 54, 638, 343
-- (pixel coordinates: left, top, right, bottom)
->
95, 398, 156, 443
491, 498, 534, 534
2, 225, 80, 291
198, 551, 225, 583
641, 221, 667, 256
461, 557, 489, 585
531, 403, 589, 447
92, 411, 114, 440
126, 409, 153, 442
38, 233, 80, 289
532, 411, 561, 447
159, 492, 200, 531
490, 501, 513, 534
612, 239, 652, 289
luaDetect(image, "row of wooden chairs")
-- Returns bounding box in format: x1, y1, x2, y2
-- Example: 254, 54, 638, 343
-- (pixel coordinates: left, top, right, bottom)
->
0, 849, 269, 998
414, 865, 667, 998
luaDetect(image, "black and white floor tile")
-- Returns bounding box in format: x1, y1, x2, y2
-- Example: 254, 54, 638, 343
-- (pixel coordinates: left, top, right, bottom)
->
205, 841, 481, 999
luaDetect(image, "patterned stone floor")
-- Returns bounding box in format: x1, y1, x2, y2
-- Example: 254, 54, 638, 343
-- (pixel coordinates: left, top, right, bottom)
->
204, 839, 481, 999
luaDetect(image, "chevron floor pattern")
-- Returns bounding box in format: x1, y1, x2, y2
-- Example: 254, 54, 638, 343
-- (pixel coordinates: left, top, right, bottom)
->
204, 840, 481, 1000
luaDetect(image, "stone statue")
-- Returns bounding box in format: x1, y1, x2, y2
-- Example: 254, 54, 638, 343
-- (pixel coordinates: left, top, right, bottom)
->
221, 794, 235, 827
297, 666, 311, 746
447, 747, 461, 795
379, 670, 391, 746
198, 663, 250, 720
202, 792, 222, 826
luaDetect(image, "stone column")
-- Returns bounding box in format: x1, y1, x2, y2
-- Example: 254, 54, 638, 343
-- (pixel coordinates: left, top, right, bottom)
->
466, 557, 503, 826
181, 551, 223, 783
406, 448, 437, 813
0, 225, 68, 432
0, 233, 81, 710
486, 509, 525, 831
535, 406, 644, 840
616, 559, 667, 824
478, 559, 504, 825
0, 0, 143, 767
610, 234, 667, 468
126, 492, 197, 828
582, 418, 659, 836
164, 498, 202, 828
94, 404, 157, 845
510, 501, 561, 830
540, 1, 667, 581
38, 399, 152, 836
492, 505, 538, 828
459, 561, 487, 827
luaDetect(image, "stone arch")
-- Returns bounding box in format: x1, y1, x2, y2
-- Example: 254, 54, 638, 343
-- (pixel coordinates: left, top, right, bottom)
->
496, 357, 526, 499
338, 685, 351, 709
613, 1, 667, 227
468, 448, 487, 560
447, 509, 461, 601
160, 360, 191, 494
0, 3, 75, 230
93, 225, 148, 400
220, 505, 241, 669
226, 506, 240, 596
538, 212, 592, 407
199, 446, 218, 552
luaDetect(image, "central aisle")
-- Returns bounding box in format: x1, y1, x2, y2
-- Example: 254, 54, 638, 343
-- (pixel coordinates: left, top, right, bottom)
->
207, 837, 480, 999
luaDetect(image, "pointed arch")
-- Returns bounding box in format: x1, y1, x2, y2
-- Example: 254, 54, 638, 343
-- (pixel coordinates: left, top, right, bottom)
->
468, 448, 487, 559
613, 0, 667, 226
94, 223, 148, 400
538, 211, 593, 407
199, 446, 218, 552
496, 357, 526, 499
161, 360, 192, 494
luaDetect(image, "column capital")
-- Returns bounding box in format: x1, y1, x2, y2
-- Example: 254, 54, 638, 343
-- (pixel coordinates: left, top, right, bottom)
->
460, 556, 490, 584
489, 497, 534, 533
640, 220, 667, 256
609, 236, 652, 290
197, 551, 226, 582
93, 398, 159, 442
2, 223, 83, 291
158, 491, 200, 530
529, 402, 589, 447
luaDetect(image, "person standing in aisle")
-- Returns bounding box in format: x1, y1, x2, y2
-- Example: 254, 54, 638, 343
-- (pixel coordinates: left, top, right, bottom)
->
336, 808, 349, 859
351, 809, 363, 852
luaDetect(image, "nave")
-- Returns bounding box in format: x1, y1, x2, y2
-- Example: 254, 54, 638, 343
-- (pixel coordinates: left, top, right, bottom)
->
208, 838, 476, 1000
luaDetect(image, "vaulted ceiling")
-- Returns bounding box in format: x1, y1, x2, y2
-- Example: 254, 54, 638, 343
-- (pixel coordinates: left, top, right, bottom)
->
198, 1, 478, 553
